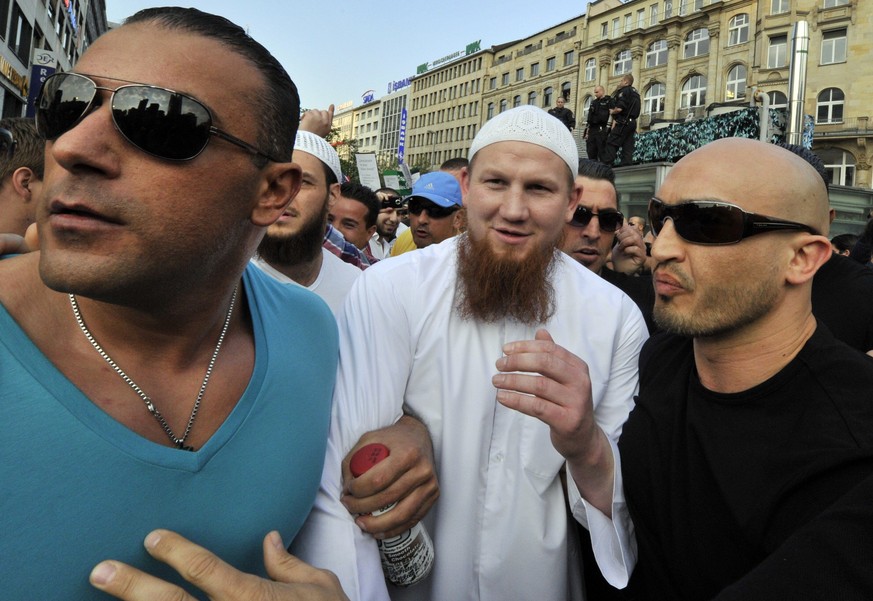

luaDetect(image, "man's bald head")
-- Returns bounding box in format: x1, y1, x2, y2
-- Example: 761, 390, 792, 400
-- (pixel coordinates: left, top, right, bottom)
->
666, 138, 830, 236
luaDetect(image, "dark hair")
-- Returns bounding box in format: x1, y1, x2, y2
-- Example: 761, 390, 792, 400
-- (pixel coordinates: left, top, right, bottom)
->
376, 186, 400, 197
339, 182, 379, 228
578, 158, 615, 183
830, 233, 858, 254
775, 142, 829, 191
0, 118, 44, 181
124, 7, 298, 165
440, 157, 469, 172
322, 162, 338, 187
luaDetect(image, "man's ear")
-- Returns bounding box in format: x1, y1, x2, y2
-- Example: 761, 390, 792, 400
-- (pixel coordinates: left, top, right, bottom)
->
326, 182, 341, 210
251, 162, 302, 227
11, 167, 35, 201
786, 235, 833, 286
459, 167, 470, 203
565, 177, 583, 222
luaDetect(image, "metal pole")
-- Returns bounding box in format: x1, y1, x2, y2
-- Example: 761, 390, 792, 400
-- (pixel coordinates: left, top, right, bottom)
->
787, 21, 809, 146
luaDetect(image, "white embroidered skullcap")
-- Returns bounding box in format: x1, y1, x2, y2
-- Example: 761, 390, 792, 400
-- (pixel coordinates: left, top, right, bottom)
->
469, 106, 578, 177
293, 131, 343, 184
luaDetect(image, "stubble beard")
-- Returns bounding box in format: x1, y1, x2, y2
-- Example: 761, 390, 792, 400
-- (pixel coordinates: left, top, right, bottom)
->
653, 265, 782, 338
455, 232, 559, 325
257, 200, 328, 267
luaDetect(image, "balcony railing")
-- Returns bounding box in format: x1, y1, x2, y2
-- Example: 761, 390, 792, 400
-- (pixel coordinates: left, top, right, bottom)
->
814, 117, 870, 136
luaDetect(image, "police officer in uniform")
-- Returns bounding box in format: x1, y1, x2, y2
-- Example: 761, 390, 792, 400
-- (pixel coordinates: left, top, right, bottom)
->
584, 86, 612, 162
601, 74, 641, 167
548, 96, 576, 131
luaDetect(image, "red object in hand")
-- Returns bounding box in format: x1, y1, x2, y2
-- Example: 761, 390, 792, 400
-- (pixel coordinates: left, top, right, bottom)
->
350, 443, 391, 477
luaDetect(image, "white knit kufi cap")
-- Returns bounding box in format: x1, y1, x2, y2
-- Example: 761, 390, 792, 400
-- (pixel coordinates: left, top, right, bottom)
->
293, 131, 343, 184
469, 106, 578, 177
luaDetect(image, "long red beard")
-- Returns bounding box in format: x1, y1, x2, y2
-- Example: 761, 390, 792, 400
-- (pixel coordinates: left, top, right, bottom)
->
455, 232, 558, 325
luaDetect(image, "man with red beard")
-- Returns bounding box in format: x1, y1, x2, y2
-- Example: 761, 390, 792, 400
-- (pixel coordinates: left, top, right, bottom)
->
293, 106, 647, 600
254, 131, 360, 315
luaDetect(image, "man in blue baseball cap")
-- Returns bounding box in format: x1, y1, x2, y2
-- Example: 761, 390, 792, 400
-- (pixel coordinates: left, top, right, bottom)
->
391, 171, 464, 255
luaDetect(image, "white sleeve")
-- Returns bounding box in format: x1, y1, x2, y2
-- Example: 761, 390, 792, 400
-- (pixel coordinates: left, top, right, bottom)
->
567, 297, 646, 588
291, 266, 414, 600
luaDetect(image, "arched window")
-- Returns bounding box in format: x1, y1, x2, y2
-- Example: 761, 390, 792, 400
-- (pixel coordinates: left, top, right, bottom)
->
816, 88, 844, 123
728, 14, 749, 46
562, 81, 572, 100
543, 87, 554, 107
499, 99, 507, 113
513, 95, 521, 108
583, 95, 592, 115
614, 49, 632, 75
684, 28, 710, 58
818, 148, 855, 186
487, 102, 494, 119
644, 83, 666, 114
585, 58, 597, 81
646, 40, 668, 68
528, 90, 538, 105
766, 90, 788, 109
725, 64, 747, 100
680, 75, 707, 108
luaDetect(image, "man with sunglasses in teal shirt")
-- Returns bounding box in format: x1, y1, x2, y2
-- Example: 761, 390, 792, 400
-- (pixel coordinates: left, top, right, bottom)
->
616, 138, 873, 599
0, 8, 349, 601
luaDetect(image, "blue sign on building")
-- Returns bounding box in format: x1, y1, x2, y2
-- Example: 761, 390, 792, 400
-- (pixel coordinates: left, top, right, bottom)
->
398, 108, 407, 164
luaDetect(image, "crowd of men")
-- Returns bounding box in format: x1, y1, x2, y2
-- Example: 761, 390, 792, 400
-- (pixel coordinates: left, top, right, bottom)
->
2, 7, 873, 601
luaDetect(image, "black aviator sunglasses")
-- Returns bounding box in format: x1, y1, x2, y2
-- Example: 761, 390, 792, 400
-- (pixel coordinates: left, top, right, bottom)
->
35, 72, 281, 163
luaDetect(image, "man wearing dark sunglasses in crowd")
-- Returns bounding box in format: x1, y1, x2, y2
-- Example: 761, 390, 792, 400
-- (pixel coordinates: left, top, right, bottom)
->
560, 159, 655, 333
368, 187, 407, 260
614, 138, 873, 599
0, 118, 44, 238
0, 8, 352, 601
294, 106, 646, 600
390, 171, 464, 256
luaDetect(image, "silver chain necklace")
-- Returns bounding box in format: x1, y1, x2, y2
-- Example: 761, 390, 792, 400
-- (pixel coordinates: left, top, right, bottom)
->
68, 284, 239, 451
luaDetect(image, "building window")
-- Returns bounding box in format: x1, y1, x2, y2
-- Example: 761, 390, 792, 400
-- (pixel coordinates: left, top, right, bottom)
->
638, 9, 646, 28
819, 149, 855, 186
644, 83, 666, 114
513, 95, 521, 108
646, 40, 668, 68
585, 58, 597, 81
680, 75, 707, 108
767, 35, 787, 68
684, 28, 710, 59
767, 90, 788, 109
562, 81, 572, 100
601, 22, 608, 39
528, 91, 538, 105
564, 50, 574, 66
489, 77, 497, 90
725, 64, 747, 100
664, 1, 674, 18
544, 86, 554, 107
816, 88, 844, 123
728, 14, 749, 46
546, 56, 556, 72
821, 29, 847, 65
771, 0, 789, 13
625, 14, 633, 32
651, 3, 659, 24
614, 49, 632, 75
612, 18, 620, 38
487, 103, 495, 119
823, 0, 849, 7
500, 99, 508, 113
502, 72, 510, 86
530, 63, 540, 77
583, 95, 592, 115
516, 67, 524, 82
9, 3, 33, 63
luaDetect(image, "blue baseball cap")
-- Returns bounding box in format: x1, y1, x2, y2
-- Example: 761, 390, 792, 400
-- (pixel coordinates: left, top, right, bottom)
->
406, 172, 463, 208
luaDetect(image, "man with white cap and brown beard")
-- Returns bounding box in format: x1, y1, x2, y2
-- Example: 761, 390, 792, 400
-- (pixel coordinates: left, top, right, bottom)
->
293, 105, 647, 601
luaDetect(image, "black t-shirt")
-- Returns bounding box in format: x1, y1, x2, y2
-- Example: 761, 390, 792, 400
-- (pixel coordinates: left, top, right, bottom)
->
619, 326, 873, 600
811, 252, 873, 353
600, 268, 656, 334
